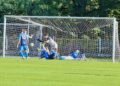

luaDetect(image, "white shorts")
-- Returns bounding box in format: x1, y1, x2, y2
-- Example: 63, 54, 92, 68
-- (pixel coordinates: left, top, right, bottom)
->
51, 43, 58, 50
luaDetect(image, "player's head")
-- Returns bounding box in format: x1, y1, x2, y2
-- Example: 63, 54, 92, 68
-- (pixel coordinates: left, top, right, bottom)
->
75, 50, 80, 53
22, 29, 27, 33
43, 33, 49, 41
44, 33, 49, 38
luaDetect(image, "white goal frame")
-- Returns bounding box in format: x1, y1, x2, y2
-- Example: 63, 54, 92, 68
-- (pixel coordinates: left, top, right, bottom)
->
3, 15, 118, 62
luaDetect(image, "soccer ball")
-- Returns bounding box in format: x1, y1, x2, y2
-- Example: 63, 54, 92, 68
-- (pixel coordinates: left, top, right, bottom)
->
30, 43, 34, 47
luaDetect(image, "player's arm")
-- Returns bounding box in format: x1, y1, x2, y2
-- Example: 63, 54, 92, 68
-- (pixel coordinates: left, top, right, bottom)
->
42, 43, 50, 54
17, 34, 21, 48
28, 34, 33, 39
37, 38, 44, 42
17, 40, 20, 48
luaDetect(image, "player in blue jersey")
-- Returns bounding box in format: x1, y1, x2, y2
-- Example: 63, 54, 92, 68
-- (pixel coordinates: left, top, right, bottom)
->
59, 50, 80, 60
17, 29, 33, 59
70, 50, 80, 59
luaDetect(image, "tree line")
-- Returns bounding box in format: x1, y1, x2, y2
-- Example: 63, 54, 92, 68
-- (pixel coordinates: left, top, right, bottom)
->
0, 0, 120, 36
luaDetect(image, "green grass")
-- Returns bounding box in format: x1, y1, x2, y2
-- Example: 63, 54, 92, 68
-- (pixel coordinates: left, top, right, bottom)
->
0, 58, 120, 86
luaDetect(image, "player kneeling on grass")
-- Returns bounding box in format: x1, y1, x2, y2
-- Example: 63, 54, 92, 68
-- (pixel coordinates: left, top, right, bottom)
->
17, 29, 33, 59
39, 43, 59, 59
37, 33, 59, 59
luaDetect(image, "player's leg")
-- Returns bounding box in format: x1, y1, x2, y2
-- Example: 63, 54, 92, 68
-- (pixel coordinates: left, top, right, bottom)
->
24, 45, 29, 59
19, 46, 25, 58
49, 53, 55, 59
40, 49, 49, 59
60, 56, 74, 60
50, 48, 59, 59
53, 44, 59, 59
54, 50, 59, 59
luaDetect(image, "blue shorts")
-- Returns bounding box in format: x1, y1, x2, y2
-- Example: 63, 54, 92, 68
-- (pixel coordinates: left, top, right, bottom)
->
19, 45, 29, 52
40, 50, 49, 59
40, 50, 58, 59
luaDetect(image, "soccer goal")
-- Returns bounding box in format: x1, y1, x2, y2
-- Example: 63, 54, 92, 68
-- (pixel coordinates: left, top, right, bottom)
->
3, 15, 120, 62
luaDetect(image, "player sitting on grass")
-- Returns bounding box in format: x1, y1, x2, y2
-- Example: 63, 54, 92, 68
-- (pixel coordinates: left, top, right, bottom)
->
39, 43, 57, 59
17, 29, 33, 59
37, 33, 59, 59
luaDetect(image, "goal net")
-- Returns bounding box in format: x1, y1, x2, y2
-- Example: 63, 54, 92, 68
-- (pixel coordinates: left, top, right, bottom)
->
0, 23, 3, 56
3, 16, 120, 62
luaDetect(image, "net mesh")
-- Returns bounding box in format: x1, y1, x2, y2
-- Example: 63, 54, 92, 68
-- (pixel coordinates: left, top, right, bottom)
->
0, 23, 3, 56
3, 16, 120, 61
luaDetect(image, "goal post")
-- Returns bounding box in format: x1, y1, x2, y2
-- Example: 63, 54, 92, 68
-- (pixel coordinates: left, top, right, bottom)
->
3, 15, 119, 62
114, 20, 120, 62
3, 16, 6, 58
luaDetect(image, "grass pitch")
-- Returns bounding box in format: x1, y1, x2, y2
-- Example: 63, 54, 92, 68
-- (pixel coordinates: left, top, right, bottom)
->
0, 58, 120, 86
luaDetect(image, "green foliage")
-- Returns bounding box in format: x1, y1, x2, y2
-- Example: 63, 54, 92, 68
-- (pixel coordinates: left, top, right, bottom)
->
0, 0, 120, 20
0, 0, 120, 37
81, 34, 90, 40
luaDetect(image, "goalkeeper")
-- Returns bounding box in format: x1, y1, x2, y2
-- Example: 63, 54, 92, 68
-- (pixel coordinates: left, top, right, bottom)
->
17, 29, 33, 59
37, 33, 59, 59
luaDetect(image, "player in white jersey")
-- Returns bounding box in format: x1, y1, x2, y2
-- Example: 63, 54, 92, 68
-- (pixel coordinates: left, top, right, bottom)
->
37, 33, 59, 59
44, 35, 58, 51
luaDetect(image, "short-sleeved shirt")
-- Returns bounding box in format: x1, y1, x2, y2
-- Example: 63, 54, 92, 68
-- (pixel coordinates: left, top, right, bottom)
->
19, 32, 29, 46
47, 37, 58, 49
